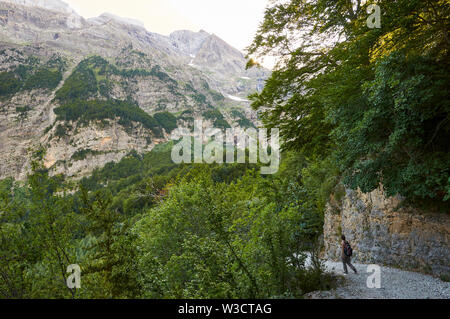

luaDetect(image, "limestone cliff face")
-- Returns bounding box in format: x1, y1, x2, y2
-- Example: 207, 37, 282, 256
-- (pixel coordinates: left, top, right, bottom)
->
0, 0, 268, 180
323, 188, 450, 277
41, 120, 160, 179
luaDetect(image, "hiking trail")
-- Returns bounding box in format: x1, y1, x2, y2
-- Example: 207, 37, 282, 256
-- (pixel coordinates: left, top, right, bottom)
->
306, 259, 450, 299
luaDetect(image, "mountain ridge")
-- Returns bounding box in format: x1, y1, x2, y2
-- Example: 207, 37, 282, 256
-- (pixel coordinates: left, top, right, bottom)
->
0, 0, 270, 180
2, 0, 252, 60
2, 0, 76, 14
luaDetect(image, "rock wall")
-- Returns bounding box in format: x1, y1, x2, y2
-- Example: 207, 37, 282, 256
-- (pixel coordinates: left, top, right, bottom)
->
323, 187, 450, 277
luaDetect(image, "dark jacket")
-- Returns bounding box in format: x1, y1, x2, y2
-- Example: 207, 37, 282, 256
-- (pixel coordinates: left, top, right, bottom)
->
341, 240, 351, 260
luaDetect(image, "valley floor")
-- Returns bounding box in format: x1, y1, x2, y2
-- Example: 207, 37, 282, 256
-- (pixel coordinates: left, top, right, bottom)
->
307, 260, 450, 299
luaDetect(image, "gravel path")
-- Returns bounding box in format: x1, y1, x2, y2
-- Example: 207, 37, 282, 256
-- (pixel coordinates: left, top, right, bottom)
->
306, 259, 450, 299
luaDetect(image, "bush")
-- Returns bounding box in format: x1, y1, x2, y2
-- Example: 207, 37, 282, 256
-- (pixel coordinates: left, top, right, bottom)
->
0, 72, 21, 97
23, 68, 62, 90
202, 109, 231, 129
55, 64, 97, 102
71, 149, 104, 161
231, 109, 254, 128
133, 169, 326, 298
154, 112, 178, 133
335, 52, 450, 206
0, 55, 65, 97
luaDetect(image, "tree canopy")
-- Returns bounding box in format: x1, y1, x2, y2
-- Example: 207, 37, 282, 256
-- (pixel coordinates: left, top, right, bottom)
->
248, 0, 449, 206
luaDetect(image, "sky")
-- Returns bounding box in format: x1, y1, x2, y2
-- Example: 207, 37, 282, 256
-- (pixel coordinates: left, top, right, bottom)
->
64, 0, 270, 54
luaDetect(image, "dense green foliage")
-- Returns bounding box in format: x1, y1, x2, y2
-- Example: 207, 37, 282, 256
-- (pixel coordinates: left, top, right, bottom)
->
54, 56, 179, 104
337, 52, 450, 201
203, 109, 231, 129
54, 59, 99, 103
0, 163, 79, 298
79, 144, 180, 193
0, 55, 66, 97
134, 168, 325, 298
54, 99, 163, 136
71, 149, 106, 161
0, 144, 331, 299
23, 63, 64, 91
248, 0, 450, 208
153, 112, 178, 133
0, 71, 21, 96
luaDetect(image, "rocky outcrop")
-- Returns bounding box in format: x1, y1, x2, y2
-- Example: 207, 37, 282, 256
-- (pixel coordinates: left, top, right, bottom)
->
2, 0, 76, 14
323, 187, 450, 277
41, 120, 159, 179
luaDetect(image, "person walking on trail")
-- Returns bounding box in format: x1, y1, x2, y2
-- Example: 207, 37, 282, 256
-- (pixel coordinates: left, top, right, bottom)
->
341, 235, 357, 275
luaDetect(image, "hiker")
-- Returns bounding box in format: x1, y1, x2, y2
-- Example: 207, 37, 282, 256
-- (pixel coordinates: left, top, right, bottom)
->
341, 235, 357, 275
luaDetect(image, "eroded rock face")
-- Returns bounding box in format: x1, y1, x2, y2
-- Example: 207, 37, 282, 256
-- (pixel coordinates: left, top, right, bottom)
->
0, 88, 54, 180
41, 120, 159, 179
323, 187, 450, 277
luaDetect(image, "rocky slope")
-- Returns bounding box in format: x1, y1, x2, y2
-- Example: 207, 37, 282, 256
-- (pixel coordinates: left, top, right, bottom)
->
0, 0, 269, 180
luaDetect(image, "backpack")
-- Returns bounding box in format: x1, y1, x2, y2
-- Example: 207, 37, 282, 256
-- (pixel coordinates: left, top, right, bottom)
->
344, 241, 353, 257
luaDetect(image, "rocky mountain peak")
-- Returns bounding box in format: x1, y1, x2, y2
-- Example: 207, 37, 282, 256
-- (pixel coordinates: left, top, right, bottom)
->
0, 0, 270, 180
89, 12, 145, 28
2, 0, 76, 14
169, 30, 211, 57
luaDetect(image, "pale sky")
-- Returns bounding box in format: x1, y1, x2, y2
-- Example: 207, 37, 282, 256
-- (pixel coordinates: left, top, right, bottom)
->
64, 0, 270, 53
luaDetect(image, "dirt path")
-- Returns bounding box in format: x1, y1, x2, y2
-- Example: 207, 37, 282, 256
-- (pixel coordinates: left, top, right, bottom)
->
307, 259, 450, 299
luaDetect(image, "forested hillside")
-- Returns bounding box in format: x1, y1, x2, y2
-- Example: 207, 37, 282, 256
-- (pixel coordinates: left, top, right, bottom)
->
247, 0, 449, 209
0, 0, 449, 299
0, 0, 268, 180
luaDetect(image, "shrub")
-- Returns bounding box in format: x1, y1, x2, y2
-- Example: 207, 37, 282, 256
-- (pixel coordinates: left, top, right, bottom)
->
154, 112, 178, 133
202, 109, 231, 129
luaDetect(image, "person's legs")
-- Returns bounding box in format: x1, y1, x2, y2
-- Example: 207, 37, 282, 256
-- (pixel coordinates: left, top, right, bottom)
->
342, 258, 348, 274
347, 259, 357, 274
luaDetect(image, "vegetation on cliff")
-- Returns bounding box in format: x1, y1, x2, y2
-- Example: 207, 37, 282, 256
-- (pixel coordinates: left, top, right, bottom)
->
0, 0, 448, 300
0, 54, 66, 98
202, 109, 231, 129
54, 99, 163, 136
50, 55, 238, 136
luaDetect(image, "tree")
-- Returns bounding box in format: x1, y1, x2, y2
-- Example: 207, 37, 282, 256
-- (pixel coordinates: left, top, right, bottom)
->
247, 0, 450, 205
133, 167, 327, 298
0, 161, 81, 299
78, 187, 141, 299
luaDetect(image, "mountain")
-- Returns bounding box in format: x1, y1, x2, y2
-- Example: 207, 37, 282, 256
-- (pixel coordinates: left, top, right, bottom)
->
169, 30, 265, 81
2, 0, 76, 14
0, 0, 269, 180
